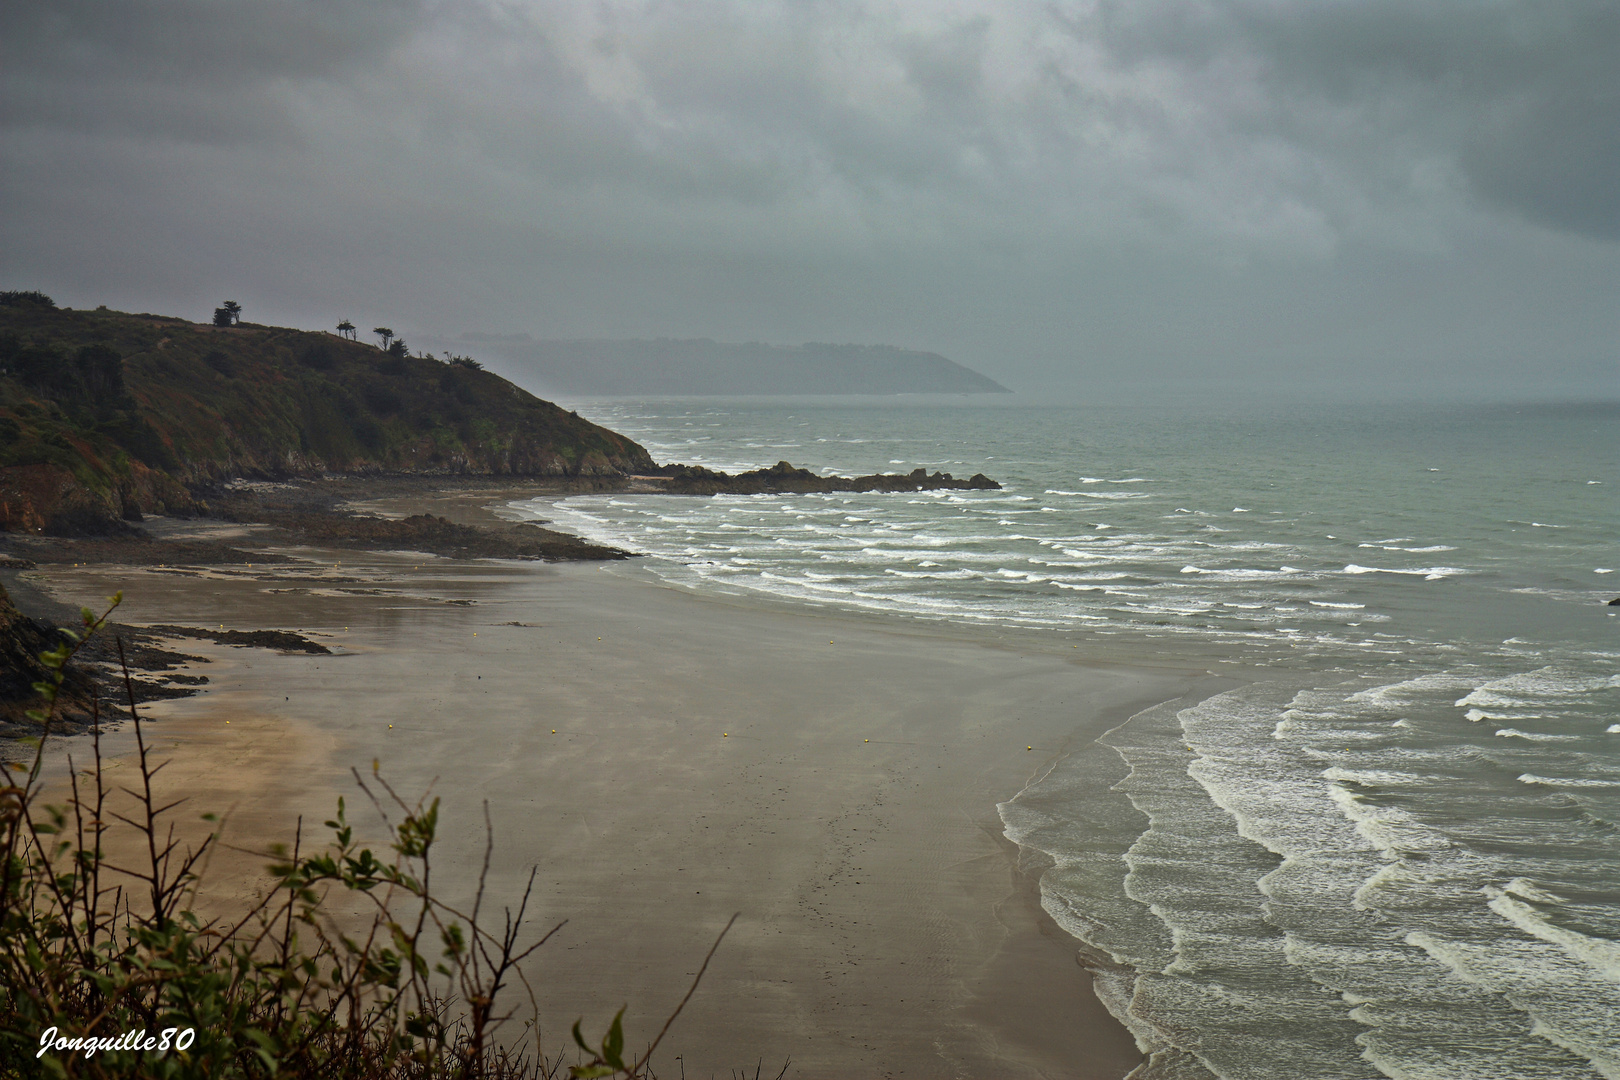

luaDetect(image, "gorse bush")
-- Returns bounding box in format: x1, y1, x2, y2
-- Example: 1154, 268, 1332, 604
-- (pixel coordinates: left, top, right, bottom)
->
0, 596, 741, 1079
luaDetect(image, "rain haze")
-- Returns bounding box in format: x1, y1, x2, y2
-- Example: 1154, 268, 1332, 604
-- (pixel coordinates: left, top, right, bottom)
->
3, 0, 1617, 398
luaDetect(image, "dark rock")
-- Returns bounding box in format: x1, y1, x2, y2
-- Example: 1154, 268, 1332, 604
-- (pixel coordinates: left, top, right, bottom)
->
0, 582, 100, 732
660, 460, 1001, 496
279, 511, 629, 561
1608, 597, 1620, 606
0, 580, 223, 740
143, 624, 331, 655
43, 504, 145, 538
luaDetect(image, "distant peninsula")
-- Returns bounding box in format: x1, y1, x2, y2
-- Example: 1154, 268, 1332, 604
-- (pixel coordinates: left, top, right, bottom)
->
426, 336, 1012, 396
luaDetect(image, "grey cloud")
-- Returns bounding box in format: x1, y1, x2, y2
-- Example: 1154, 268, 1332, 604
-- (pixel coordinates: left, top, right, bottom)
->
1084, 0, 1620, 239
0, 0, 1615, 394
0, 0, 422, 141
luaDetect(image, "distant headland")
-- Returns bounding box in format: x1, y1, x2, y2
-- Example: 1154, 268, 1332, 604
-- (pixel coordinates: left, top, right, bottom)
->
422, 335, 1012, 396
0, 295, 1002, 543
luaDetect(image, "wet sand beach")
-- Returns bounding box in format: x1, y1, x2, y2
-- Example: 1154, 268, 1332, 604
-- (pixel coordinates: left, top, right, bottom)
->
19, 495, 1221, 1078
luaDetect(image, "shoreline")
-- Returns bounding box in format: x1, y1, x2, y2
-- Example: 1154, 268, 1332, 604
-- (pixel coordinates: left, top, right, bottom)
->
14, 486, 1234, 1077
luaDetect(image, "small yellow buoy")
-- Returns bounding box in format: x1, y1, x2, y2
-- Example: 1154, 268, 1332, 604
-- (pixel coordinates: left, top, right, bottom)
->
723, 733, 728, 737
552, 729, 556, 733
864, 739, 870, 743
1027, 746, 1033, 751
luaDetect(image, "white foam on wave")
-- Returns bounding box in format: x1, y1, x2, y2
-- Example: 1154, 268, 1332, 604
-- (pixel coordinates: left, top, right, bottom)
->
1180, 565, 1308, 581
1400, 884, 1620, 1078
1359, 543, 1460, 553
1311, 601, 1366, 609
1488, 884, 1620, 984
1068, 490, 1152, 500
882, 567, 975, 580
1494, 729, 1583, 742
1079, 476, 1153, 484
1517, 774, 1620, 788
1342, 564, 1467, 580
1456, 669, 1620, 711
1167, 684, 1580, 1076
1322, 766, 1440, 787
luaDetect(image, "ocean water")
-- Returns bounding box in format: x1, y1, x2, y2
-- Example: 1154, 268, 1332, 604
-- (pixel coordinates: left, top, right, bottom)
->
509, 395, 1618, 1080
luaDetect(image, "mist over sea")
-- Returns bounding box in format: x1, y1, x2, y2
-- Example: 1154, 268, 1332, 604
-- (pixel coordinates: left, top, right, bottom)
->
513, 395, 1617, 1080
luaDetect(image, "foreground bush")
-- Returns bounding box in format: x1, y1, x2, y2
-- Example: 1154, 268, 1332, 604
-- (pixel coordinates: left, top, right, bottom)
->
0, 596, 738, 1079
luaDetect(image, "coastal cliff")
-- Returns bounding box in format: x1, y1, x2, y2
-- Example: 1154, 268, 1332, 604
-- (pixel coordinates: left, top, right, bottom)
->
0, 296, 655, 533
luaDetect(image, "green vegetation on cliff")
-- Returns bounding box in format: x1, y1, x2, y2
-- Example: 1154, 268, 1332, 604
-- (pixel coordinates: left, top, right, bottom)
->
0, 296, 655, 532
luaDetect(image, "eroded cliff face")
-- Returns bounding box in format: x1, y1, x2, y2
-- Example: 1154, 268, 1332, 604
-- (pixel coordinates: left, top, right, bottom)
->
1, 303, 655, 532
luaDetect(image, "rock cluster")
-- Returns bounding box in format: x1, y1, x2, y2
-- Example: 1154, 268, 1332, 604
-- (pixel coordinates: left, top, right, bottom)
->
660, 460, 1000, 495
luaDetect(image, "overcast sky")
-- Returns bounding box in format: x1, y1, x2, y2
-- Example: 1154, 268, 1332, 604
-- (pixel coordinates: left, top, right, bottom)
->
3, 0, 1616, 395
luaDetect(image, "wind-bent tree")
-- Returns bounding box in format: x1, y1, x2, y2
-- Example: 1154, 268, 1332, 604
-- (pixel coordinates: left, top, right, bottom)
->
337, 319, 356, 340
373, 326, 394, 350
212, 307, 233, 327
222, 300, 241, 324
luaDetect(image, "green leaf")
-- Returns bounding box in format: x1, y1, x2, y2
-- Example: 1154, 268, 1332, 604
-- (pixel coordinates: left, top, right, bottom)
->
605, 1006, 626, 1068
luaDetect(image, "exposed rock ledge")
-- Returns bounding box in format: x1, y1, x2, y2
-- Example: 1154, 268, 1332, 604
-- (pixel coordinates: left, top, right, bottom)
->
651, 461, 1001, 496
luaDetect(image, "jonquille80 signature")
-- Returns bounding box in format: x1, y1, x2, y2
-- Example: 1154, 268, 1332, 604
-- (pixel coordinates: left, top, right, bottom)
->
37, 1026, 197, 1060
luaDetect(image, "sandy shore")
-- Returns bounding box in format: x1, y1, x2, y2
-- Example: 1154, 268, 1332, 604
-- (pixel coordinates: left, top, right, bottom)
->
19, 495, 1223, 1078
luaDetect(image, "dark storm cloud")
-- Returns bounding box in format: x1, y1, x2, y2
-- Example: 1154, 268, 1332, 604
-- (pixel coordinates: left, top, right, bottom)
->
1085, 0, 1620, 240
1, 0, 423, 142
1, 1, 1615, 392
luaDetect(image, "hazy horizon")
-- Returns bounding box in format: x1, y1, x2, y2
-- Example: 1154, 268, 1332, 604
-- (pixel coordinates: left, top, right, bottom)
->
4, 1, 1616, 398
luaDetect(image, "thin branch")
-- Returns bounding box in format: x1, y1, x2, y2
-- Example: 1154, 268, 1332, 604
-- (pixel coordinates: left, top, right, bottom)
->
633, 912, 741, 1077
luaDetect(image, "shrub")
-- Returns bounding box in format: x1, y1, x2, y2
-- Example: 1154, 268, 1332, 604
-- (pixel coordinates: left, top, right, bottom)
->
298, 342, 337, 371
0, 291, 56, 310
1, 597, 744, 1079
203, 351, 235, 379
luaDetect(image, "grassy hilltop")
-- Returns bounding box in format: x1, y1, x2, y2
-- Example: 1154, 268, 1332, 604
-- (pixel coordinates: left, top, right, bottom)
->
0, 294, 654, 532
